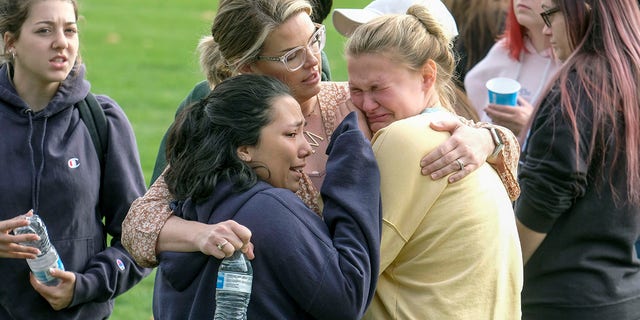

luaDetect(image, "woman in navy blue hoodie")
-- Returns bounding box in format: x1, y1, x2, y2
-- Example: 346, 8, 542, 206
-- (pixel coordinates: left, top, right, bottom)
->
153, 74, 381, 319
0, 1, 148, 319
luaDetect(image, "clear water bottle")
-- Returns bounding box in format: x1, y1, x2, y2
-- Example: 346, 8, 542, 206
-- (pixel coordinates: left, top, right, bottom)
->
213, 251, 253, 320
13, 214, 65, 286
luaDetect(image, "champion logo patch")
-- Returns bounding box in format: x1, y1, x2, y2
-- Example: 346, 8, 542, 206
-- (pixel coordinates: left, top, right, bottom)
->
67, 158, 80, 169
116, 259, 125, 271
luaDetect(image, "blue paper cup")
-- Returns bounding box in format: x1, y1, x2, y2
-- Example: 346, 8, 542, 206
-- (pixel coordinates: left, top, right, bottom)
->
486, 77, 521, 106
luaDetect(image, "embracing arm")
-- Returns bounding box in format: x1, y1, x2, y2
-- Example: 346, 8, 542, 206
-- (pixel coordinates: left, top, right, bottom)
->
122, 172, 174, 267
343, 98, 372, 139
420, 117, 520, 200
251, 113, 381, 319
312, 112, 381, 318
157, 215, 254, 259
142, 83, 211, 258
122, 171, 254, 267
476, 121, 520, 201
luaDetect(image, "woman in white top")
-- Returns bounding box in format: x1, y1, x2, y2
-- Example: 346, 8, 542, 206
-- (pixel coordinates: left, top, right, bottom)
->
464, 0, 561, 137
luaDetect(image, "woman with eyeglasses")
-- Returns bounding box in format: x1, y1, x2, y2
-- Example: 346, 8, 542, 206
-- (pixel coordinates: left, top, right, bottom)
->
516, 0, 640, 318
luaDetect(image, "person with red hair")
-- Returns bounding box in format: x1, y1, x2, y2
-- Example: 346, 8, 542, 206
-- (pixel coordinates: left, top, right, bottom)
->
464, 0, 561, 137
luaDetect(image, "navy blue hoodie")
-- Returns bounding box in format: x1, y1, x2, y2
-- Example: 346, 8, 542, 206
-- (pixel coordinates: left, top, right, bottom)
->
0, 63, 149, 319
153, 112, 382, 319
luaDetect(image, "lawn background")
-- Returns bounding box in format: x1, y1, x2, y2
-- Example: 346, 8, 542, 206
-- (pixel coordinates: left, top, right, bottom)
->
78, 0, 369, 318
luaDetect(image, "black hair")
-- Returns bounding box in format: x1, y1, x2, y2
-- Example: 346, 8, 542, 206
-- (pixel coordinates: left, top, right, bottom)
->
165, 74, 292, 202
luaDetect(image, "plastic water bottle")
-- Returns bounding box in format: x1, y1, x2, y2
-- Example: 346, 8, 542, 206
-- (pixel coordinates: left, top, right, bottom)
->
13, 214, 65, 286
213, 251, 253, 320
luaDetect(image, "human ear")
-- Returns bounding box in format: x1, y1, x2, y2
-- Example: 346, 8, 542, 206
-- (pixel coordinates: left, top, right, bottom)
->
237, 146, 252, 162
3, 32, 15, 52
421, 59, 438, 90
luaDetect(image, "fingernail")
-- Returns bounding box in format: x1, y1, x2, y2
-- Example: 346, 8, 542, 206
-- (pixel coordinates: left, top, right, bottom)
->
431, 173, 439, 180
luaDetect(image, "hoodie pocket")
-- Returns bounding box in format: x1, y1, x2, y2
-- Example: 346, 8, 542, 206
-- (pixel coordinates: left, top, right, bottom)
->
51, 237, 94, 272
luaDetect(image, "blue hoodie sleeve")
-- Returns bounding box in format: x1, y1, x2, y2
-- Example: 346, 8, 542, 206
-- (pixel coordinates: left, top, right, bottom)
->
154, 112, 380, 319
248, 112, 382, 319
313, 111, 382, 317
69, 95, 151, 307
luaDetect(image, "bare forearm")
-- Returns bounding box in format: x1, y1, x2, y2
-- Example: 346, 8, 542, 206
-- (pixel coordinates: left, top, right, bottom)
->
419, 117, 520, 197
516, 219, 547, 265
156, 216, 207, 253
157, 216, 255, 259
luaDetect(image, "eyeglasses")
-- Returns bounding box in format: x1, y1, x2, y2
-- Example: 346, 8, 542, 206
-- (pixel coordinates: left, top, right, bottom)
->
540, 7, 560, 28
256, 24, 326, 72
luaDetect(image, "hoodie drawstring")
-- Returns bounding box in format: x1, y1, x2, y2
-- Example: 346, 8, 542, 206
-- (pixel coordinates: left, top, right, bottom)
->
25, 110, 48, 214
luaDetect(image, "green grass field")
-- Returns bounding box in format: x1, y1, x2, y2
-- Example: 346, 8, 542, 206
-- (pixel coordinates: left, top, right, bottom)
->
77, 0, 368, 318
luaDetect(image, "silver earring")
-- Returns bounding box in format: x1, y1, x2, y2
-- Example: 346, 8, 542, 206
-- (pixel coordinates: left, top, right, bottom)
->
9, 49, 15, 60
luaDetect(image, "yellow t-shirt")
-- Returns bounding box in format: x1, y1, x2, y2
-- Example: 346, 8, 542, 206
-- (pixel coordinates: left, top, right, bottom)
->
363, 112, 523, 320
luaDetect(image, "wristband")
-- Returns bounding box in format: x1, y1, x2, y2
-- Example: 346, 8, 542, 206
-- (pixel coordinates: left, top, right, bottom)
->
486, 127, 504, 161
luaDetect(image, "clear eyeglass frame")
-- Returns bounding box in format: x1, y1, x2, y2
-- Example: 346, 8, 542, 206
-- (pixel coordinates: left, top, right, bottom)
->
256, 23, 326, 72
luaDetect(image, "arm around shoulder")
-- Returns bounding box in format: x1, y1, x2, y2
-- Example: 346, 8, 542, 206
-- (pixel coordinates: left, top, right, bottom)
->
122, 171, 174, 268
420, 116, 521, 200
476, 122, 521, 201
313, 112, 382, 317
